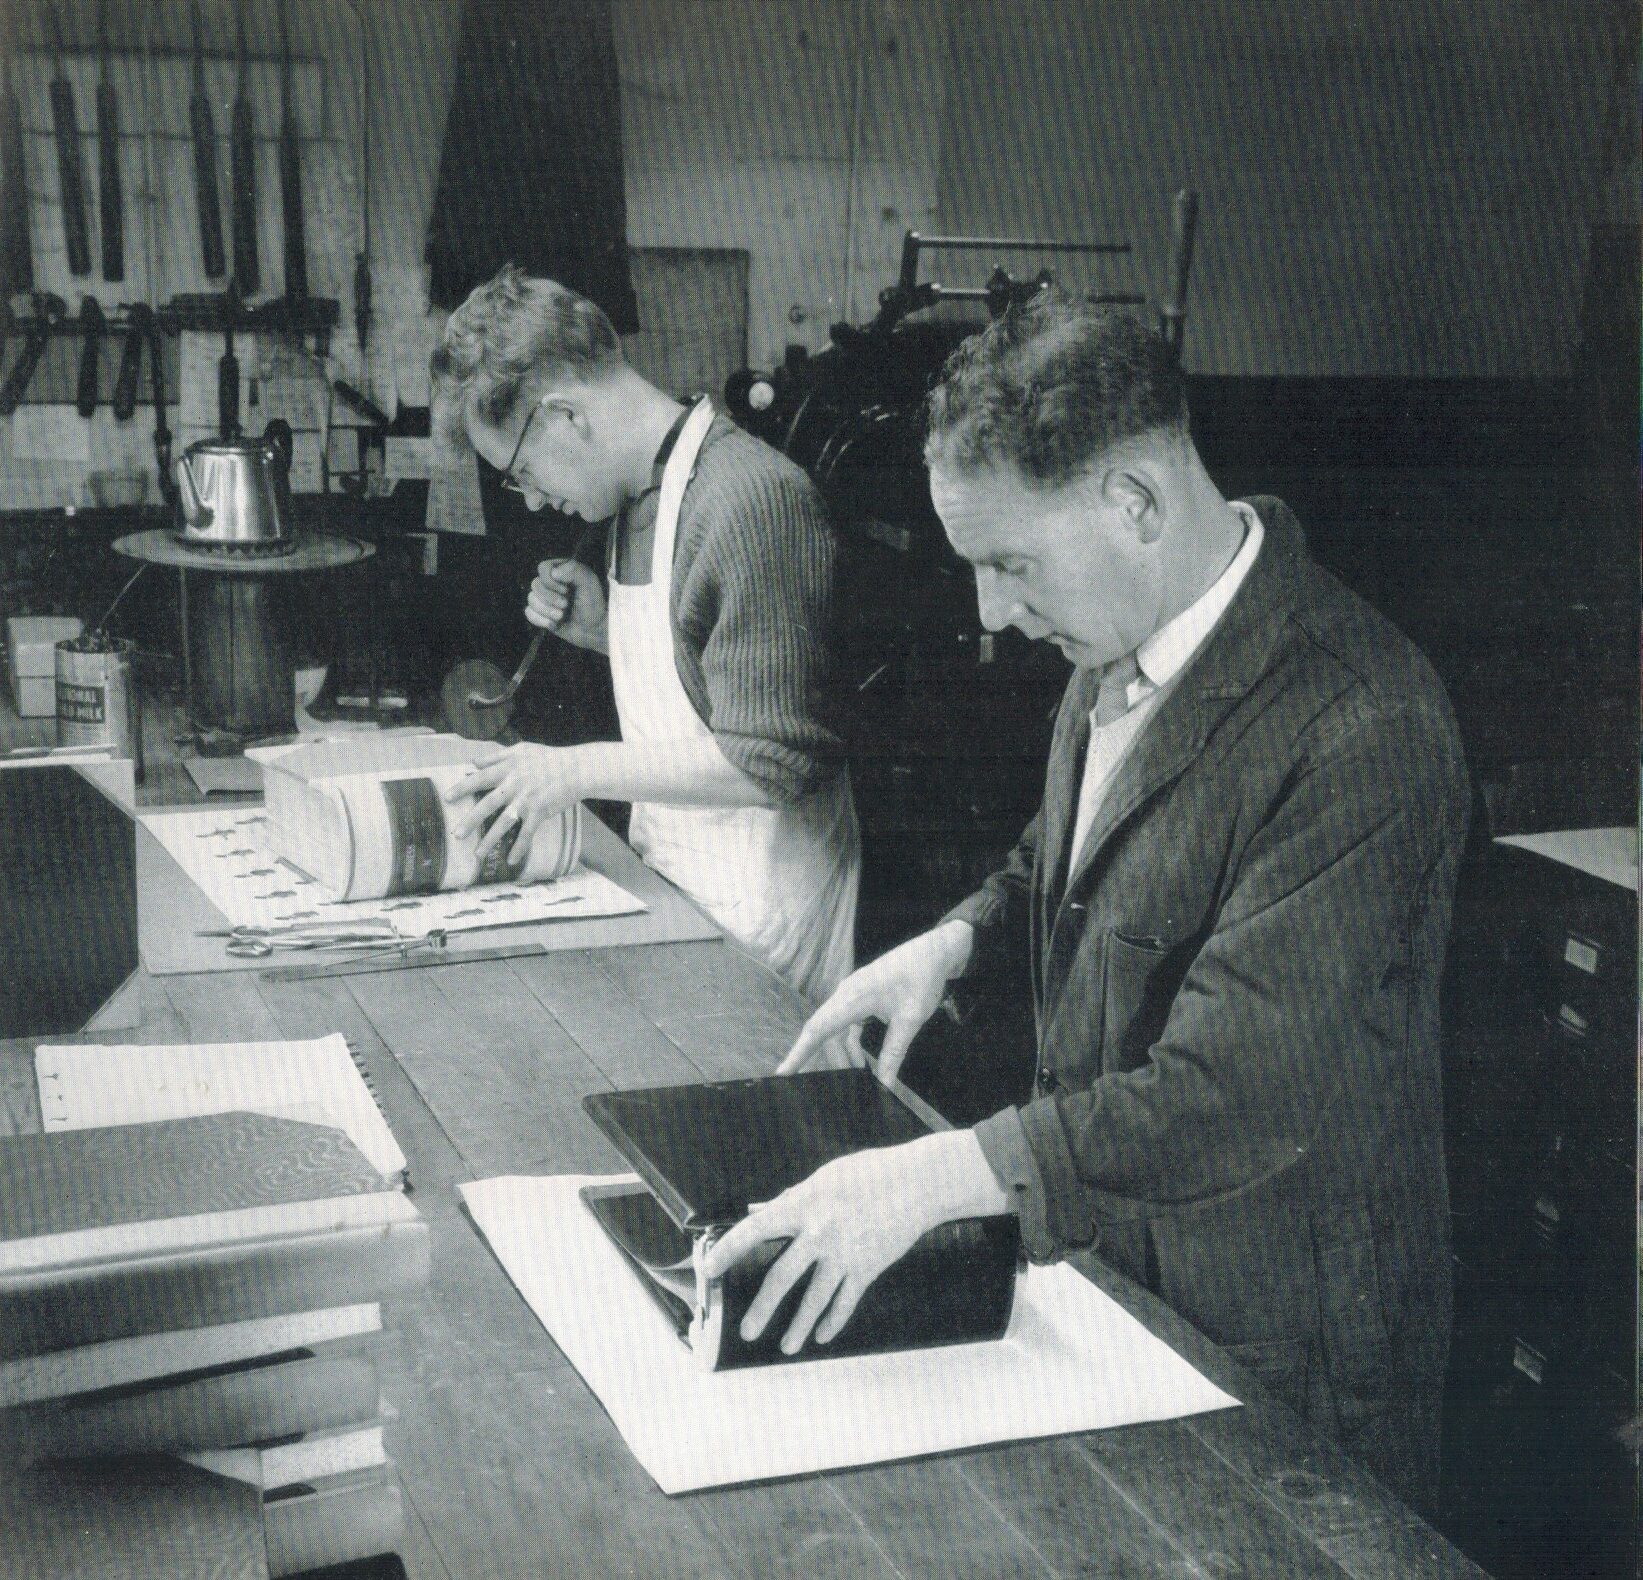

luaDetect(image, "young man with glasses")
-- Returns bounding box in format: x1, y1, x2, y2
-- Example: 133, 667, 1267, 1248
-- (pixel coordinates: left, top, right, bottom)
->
430, 265, 859, 1004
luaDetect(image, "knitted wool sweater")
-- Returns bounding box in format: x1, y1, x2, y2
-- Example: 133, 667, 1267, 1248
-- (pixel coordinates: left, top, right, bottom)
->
609, 411, 846, 803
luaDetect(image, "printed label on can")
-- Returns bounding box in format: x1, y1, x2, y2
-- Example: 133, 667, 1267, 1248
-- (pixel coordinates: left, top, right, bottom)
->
56, 679, 106, 724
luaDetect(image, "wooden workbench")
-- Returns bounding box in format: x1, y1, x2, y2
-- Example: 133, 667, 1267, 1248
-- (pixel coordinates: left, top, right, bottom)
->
0, 693, 1488, 1577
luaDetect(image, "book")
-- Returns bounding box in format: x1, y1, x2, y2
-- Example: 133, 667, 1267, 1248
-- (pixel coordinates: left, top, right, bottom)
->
0, 1304, 383, 1410
249, 733, 581, 899
0, 757, 137, 1039
262, 1472, 405, 1577
0, 1113, 428, 1362
0, 1455, 268, 1579
1, 1350, 381, 1461
36, 1034, 408, 1185
580, 1070, 1021, 1370
183, 1416, 391, 1491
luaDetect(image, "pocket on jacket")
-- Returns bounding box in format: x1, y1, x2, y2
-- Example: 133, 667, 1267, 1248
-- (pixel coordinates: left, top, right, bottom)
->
1101, 929, 1176, 1072
1313, 1224, 1396, 1442
1223, 1333, 1311, 1418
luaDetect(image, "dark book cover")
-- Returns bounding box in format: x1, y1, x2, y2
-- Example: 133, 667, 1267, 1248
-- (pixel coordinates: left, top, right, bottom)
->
583, 1068, 933, 1230
0, 1113, 388, 1244
580, 1071, 1021, 1368
0, 763, 137, 1040
0, 1114, 427, 1361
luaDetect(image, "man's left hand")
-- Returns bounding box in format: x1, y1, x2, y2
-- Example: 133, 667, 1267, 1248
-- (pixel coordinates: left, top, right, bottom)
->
444, 743, 584, 863
701, 1130, 1012, 1355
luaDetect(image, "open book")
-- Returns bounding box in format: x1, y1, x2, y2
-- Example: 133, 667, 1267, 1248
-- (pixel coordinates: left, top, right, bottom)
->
248, 734, 580, 901
580, 1070, 1021, 1371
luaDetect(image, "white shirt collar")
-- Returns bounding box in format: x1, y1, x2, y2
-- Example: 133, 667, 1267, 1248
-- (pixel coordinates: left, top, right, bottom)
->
1132, 502, 1264, 695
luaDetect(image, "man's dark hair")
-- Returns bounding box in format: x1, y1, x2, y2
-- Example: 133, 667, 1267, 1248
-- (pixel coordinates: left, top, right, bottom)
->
924, 291, 1187, 487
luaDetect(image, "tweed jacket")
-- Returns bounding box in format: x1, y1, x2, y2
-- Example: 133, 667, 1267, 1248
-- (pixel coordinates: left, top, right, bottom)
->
950, 498, 1470, 1481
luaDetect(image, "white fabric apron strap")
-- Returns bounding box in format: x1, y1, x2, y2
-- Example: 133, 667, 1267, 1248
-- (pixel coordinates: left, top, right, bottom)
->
606, 399, 858, 1002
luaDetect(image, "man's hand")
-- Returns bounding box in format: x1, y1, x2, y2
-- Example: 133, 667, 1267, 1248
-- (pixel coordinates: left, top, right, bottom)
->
779, 920, 975, 1086
701, 1130, 1010, 1354
527, 557, 607, 653
444, 743, 584, 863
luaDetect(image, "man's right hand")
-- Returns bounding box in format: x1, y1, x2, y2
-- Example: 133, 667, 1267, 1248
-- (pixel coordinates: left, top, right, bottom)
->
779, 920, 976, 1086
527, 558, 608, 653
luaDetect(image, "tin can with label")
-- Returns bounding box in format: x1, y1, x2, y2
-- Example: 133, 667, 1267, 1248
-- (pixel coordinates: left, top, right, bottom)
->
56, 635, 144, 783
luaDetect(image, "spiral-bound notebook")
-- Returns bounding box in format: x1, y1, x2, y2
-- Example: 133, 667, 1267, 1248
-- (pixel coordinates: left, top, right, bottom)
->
34, 1035, 407, 1186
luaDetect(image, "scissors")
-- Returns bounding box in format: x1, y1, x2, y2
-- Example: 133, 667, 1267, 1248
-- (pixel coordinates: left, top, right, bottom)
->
199, 924, 448, 960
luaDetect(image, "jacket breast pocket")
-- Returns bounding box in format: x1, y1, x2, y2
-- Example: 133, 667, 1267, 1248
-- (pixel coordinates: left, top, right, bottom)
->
1101, 929, 1179, 1073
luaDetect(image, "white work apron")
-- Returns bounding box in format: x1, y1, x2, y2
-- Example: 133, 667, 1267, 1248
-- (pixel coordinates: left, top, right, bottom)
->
607, 399, 860, 1002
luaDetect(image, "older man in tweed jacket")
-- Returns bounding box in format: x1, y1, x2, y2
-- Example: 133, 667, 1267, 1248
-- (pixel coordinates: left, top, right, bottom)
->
708, 294, 1470, 1513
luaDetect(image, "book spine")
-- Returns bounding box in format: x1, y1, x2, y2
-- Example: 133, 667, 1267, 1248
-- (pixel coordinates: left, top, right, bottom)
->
263, 1476, 404, 1578
377, 776, 448, 896
0, 1218, 429, 1361
19, 1351, 381, 1458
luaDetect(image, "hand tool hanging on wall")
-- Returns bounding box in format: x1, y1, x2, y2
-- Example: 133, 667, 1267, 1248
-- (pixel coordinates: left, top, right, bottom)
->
230, 0, 259, 294
146, 307, 174, 501
50, 7, 92, 277
218, 318, 241, 436
0, 292, 66, 415
96, 0, 122, 281
75, 294, 104, 416
112, 302, 150, 420
0, 17, 33, 302
278, 0, 306, 300
191, 2, 226, 280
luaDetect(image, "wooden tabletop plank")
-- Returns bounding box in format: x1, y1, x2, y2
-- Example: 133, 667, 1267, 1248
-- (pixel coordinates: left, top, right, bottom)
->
1074, 1418, 1358, 1579
343, 964, 623, 1179
591, 943, 807, 1082
950, 1437, 1234, 1579
822, 1453, 1090, 1580
159, 971, 288, 1043
396, 1485, 456, 1580
504, 950, 709, 1089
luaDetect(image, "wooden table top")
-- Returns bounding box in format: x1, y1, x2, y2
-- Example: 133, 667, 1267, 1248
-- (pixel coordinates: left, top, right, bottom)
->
0, 691, 1488, 1577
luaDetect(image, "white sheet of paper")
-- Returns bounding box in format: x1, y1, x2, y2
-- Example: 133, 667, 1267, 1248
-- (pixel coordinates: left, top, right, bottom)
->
1496, 828, 1638, 893
458, 1174, 1240, 1495
138, 806, 646, 936
35, 1033, 407, 1183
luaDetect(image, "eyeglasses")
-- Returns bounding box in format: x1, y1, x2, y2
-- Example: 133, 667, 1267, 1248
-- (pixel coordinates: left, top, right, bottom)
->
500, 399, 546, 494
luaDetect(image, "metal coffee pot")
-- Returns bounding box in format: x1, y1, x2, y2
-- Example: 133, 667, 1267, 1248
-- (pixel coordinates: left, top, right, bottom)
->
174, 420, 295, 547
